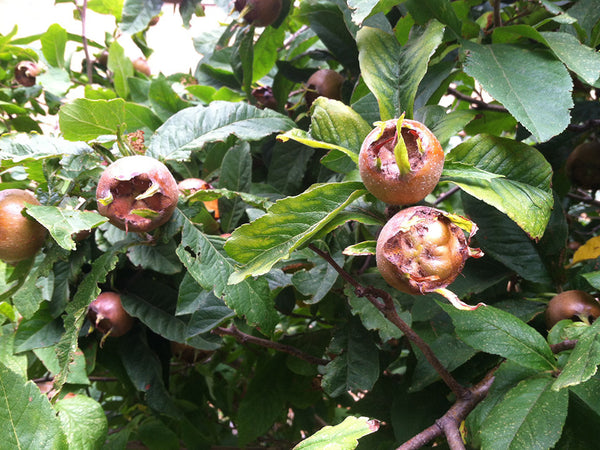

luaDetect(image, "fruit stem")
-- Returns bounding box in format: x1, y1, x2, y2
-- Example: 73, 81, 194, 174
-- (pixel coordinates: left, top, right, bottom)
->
393, 115, 412, 176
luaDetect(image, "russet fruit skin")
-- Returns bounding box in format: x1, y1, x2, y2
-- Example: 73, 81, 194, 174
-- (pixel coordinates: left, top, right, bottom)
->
565, 141, 600, 190
305, 69, 344, 107
234, 0, 282, 27
545, 290, 600, 329
177, 178, 220, 219
88, 292, 134, 338
96, 155, 178, 233
376, 206, 477, 295
0, 189, 47, 263
359, 118, 444, 205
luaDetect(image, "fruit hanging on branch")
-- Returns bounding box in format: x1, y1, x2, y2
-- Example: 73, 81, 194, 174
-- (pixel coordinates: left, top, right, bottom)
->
304, 69, 344, 108
565, 141, 600, 190
359, 116, 444, 205
376, 206, 483, 310
96, 155, 178, 233
545, 290, 600, 329
234, 0, 282, 27
0, 189, 47, 263
87, 292, 134, 342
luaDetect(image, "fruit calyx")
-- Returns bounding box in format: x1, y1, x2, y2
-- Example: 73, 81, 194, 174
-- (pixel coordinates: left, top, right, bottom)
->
359, 118, 444, 205
96, 155, 178, 233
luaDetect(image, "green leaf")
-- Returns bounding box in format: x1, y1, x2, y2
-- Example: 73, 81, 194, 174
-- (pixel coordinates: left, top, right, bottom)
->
277, 128, 359, 164
356, 26, 400, 120
439, 303, 556, 371
552, 320, 600, 390
310, 97, 372, 158
55, 395, 108, 450
218, 142, 252, 233
540, 31, 600, 85
462, 42, 573, 142
253, 25, 285, 82
398, 20, 445, 118
480, 375, 568, 450
107, 40, 133, 98
176, 220, 279, 335
224, 182, 366, 283
292, 251, 343, 304
148, 77, 189, 121
0, 363, 68, 449
88, 0, 123, 21
126, 241, 182, 275
321, 318, 380, 397
54, 244, 126, 390
146, 101, 295, 161
406, 0, 463, 38
347, 285, 408, 342
26, 207, 107, 251
293, 415, 379, 450
41, 24, 67, 68
462, 195, 553, 285
117, 328, 182, 418
443, 134, 553, 239
59, 98, 161, 141
343, 241, 376, 256
0, 133, 93, 163
13, 247, 65, 319
14, 304, 63, 353
120, 0, 162, 34
120, 292, 221, 350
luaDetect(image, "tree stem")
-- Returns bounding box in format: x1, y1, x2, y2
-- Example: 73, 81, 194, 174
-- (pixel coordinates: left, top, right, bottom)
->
213, 325, 330, 366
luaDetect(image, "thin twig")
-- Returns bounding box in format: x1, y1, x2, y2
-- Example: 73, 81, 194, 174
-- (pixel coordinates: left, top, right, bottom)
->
567, 191, 600, 208
213, 325, 330, 366
80, 0, 93, 83
550, 339, 577, 353
492, 0, 502, 28
434, 186, 461, 206
447, 87, 508, 113
309, 244, 468, 398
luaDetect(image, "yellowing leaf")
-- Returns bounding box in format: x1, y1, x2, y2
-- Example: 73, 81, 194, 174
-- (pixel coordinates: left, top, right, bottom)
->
571, 236, 600, 266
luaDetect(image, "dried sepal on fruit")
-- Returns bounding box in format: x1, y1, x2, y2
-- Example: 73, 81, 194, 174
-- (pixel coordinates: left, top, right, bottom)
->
359, 116, 445, 205
96, 155, 178, 233
376, 206, 483, 310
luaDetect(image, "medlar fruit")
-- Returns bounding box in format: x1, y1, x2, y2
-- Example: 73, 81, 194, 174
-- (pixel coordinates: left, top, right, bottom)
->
132, 57, 151, 77
304, 69, 344, 108
545, 290, 600, 329
376, 206, 482, 296
14, 61, 41, 87
234, 0, 282, 27
359, 118, 444, 205
96, 155, 178, 233
565, 141, 600, 190
0, 189, 47, 263
177, 178, 220, 219
88, 292, 134, 338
